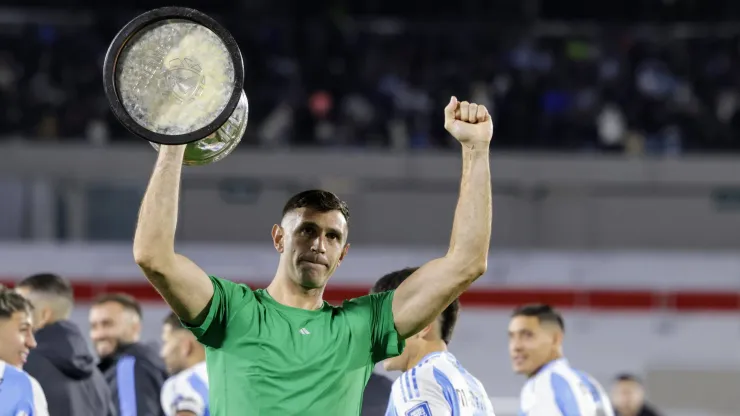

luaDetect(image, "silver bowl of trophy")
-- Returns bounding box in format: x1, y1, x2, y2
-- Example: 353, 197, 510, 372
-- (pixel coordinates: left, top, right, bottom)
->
103, 7, 248, 166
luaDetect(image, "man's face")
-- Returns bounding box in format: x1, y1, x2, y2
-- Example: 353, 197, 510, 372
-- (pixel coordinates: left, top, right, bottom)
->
160, 323, 190, 375
273, 208, 349, 289
508, 316, 559, 376
0, 311, 36, 368
89, 302, 140, 358
611, 379, 645, 415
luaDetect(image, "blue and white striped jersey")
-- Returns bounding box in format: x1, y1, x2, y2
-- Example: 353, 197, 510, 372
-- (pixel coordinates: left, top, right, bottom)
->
160, 362, 209, 416
386, 352, 495, 416
0, 360, 48, 416
519, 358, 614, 416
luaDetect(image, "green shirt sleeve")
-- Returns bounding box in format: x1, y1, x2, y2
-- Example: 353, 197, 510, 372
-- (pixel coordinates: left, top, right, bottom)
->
344, 290, 405, 363
180, 275, 254, 348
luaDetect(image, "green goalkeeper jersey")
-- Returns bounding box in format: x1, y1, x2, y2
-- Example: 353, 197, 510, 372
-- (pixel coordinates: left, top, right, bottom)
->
183, 275, 404, 415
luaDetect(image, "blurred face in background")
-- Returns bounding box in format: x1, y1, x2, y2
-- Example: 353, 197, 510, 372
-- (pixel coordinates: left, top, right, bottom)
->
508, 316, 561, 377
160, 323, 193, 375
89, 301, 140, 358
611, 379, 645, 416
0, 311, 36, 368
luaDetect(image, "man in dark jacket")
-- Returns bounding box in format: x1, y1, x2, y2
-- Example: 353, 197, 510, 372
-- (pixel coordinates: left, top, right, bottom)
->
362, 372, 393, 416
89, 293, 167, 416
16, 273, 114, 416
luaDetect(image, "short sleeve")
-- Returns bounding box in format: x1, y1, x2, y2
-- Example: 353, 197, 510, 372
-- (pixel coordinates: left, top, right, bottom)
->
181, 275, 255, 348
344, 290, 404, 363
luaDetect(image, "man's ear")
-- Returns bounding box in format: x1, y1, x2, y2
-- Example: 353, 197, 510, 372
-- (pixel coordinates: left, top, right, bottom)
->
272, 224, 284, 253
417, 323, 434, 339
39, 306, 54, 329
552, 329, 564, 348
337, 243, 350, 266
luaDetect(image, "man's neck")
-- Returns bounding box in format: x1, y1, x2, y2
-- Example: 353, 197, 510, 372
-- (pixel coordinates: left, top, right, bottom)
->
42, 317, 64, 328
185, 356, 205, 371
527, 353, 564, 378
266, 272, 325, 310
405, 340, 448, 371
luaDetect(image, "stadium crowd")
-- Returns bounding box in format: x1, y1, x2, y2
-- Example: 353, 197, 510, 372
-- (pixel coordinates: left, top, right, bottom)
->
1, 17, 740, 154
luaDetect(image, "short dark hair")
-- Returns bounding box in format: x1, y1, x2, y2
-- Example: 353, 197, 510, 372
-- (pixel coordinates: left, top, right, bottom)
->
371, 267, 460, 344
0, 284, 33, 320
614, 373, 643, 384
511, 304, 565, 332
93, 293, 142, 318
17, 273, 74, 302
163, 311, 184, 329
282, 190, 350, 224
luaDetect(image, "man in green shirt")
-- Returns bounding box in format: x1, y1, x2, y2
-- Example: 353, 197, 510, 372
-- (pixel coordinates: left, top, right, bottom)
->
133, 96, 493, 415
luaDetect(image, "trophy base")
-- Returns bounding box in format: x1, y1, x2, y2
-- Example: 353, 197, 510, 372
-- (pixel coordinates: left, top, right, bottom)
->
150, 90, 249, 166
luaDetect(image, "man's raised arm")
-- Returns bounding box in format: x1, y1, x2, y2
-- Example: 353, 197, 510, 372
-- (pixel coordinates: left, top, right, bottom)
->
391, 96, 493, 338
133, 145, 213, 323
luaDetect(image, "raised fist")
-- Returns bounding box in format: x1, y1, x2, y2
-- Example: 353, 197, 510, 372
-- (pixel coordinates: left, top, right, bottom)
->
443, 96, 493, 148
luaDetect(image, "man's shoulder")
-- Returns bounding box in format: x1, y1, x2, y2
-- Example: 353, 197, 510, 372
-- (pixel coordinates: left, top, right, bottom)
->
0, 364, 39, 395
398, 359, 443, 390
0, 361, 25, 379
210, 275, 253, 290
339, 291, 394, 310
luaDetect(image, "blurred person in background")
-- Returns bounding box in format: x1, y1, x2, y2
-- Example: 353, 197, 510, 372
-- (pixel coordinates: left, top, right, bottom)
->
509, 304, 613, 416
372, 267, 495, 415
89, 293, 167, 416
159, 311, 209, 416
361, 371, 393, 416
610, 374, 662, 416
16, 273, 113, 416
0, 284, 48, 415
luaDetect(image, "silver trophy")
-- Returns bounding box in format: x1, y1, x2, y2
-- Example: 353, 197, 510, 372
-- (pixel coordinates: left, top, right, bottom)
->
103, 7, 248, 165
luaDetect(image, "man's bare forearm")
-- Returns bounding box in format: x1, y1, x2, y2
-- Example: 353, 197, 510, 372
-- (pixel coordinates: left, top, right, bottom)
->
390, 147, 492, 337
391, 98, 492, 338
133, 145, 213, 321
133, 145, 185, 265
445, 145, 492, 274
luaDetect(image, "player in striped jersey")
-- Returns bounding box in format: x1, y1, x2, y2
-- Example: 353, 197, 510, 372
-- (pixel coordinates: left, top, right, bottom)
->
372, 268, 495, 416
159, 312, 209, 416
509, 304, 613, 416
0, 285, 48, 416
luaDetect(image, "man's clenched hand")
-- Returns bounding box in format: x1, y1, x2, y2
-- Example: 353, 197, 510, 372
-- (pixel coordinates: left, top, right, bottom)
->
443, 96, 493, 149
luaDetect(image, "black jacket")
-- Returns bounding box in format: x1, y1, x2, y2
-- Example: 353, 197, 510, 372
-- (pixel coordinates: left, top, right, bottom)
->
362, 372, 393, 416
24, 320, 114, 416
615, 405, 662, 416
98, 342, 168, 416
